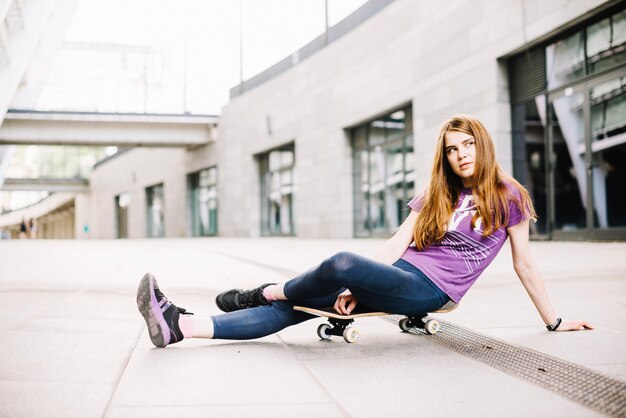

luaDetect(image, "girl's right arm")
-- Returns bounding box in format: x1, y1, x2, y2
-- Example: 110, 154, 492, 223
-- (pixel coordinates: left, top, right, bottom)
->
508, 219, 593, 331
371, 210, 419, 265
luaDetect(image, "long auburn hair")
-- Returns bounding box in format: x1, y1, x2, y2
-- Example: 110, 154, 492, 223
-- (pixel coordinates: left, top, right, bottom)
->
412, 115, 536, 250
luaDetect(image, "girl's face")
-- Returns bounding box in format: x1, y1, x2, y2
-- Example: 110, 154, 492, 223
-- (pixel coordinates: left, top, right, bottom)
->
444, 130, 476, 187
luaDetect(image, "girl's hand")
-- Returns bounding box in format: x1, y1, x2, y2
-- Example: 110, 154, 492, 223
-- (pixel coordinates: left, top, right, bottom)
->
556, 320, 594, 331
334, 289, 358, 315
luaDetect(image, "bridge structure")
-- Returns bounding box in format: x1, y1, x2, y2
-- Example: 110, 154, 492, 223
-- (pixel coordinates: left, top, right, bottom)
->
0, 109, 218, 148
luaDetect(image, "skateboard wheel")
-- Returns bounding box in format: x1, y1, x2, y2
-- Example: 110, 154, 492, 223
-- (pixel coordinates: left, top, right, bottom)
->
424, 319, 440, 335
399, 318, 411, 332
317, 323, 332, 340
343, 327, 359, 343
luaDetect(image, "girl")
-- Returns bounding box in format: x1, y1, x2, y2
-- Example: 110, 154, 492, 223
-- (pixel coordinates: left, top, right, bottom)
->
137, 114, 592, 347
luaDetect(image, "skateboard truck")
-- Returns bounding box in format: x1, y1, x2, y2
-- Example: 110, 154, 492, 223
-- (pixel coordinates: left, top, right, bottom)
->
398, 315, 440, 335
317, 318, 360, 343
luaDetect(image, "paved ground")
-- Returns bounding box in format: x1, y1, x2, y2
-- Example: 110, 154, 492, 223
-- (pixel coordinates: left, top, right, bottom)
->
0, 237, 624, 417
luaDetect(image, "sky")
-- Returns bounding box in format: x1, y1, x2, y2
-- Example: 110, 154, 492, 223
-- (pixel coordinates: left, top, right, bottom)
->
55, 0, 368, 115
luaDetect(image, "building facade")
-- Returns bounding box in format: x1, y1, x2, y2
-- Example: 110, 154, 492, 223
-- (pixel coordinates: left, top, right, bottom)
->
82, 0, 625, 241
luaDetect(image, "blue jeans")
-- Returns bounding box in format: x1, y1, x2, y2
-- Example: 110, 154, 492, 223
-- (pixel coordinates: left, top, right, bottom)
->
212, 251, 449, 340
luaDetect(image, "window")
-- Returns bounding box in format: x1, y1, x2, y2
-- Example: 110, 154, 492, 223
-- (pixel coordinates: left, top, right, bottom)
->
259, 144, 295, 236
351, 106, 414, 237
188, 167, 218, 236
146, 184, 165, 237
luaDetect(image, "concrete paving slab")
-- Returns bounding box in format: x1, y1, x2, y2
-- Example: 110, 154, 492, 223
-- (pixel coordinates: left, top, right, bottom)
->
0, 290, 67, 311
0, 381, 115, 418
0, 313, 32, 334
46, 290, 143, 322
0, 333, 136, 384
8, 316, 142, 338
109, 330, 342, 410
106, 404, 347, 418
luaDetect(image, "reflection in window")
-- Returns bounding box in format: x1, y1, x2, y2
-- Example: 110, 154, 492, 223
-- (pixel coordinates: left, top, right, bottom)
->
546, 31, 585, 89
259, 145, 295, 236
352, 107, 414, 237
115, 192, 129, 238
587, 9, 626, 75
189, 167, 218, 236
146, 184, 165, 237
590, 77, 626, 228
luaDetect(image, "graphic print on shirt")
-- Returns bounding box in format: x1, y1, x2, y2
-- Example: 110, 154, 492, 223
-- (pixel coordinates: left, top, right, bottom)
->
443, 194, 501, 273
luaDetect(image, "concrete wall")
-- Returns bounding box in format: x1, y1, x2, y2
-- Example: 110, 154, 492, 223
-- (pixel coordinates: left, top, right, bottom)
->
216, 0, 607, 238
86, 0, 609, 239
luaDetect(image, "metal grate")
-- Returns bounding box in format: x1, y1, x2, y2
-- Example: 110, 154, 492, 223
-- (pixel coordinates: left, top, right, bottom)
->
389, 317, 626, 417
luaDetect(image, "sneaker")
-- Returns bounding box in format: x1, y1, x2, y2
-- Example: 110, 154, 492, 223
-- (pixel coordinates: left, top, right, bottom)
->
136, 273, 193, 348
215, 283, 275, 312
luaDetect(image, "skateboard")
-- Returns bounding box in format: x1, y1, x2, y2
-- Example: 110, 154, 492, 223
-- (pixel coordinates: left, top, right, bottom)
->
293, 301, 458, 343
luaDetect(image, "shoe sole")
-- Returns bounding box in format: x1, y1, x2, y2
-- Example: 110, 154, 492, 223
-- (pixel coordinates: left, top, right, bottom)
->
136, 273, 170, 347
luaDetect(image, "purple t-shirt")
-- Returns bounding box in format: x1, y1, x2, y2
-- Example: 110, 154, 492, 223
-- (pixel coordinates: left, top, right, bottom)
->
400, 185, 526, 303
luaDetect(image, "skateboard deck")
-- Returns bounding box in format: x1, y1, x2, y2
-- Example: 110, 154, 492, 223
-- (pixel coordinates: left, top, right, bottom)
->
294, 301, 458, 343
293, 306, 388, 320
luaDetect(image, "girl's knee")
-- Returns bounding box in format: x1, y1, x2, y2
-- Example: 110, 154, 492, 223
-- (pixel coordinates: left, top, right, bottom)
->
322, 251, 359, 277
